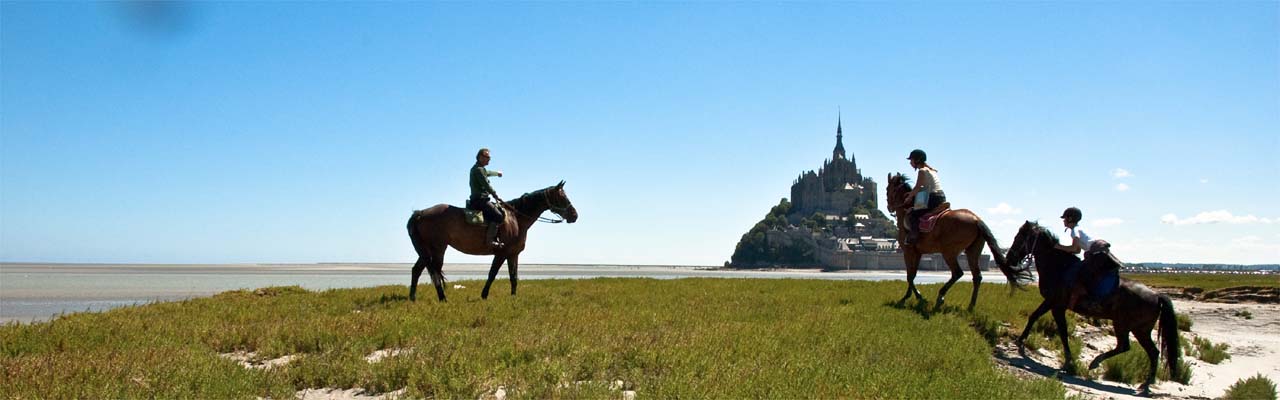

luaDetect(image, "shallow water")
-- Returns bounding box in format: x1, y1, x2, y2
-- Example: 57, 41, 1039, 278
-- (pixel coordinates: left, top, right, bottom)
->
0, 263, 974, 323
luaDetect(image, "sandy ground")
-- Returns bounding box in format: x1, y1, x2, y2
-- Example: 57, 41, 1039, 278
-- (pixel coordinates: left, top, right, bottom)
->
995, 299, 1280, 400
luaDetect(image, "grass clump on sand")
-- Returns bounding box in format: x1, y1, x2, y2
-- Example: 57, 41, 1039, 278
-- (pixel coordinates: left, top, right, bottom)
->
1224, 374, 1278, 400
1189, 336, 1231, 364
1100, 341, 1193, 385
1176, 312, 1194, 331
3, 279, 1071, 399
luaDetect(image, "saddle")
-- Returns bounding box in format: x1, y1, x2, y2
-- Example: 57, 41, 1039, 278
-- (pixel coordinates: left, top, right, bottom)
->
917, 202, 952, 233
463, 201, 507, 226
463, 209, 487, 226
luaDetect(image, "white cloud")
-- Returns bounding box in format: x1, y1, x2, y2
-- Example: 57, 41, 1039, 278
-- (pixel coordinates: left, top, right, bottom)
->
1114, 183, 1130, 192
1092, 218, 1124, 227
1160, 210, 1277, 225
1112, 168, 1132, 178
987, 202, 1022, 215
1199, 178, 1209, 184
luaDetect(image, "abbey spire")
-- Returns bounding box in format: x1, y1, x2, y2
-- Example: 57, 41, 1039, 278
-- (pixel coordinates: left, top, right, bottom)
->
833, 112, 846, 160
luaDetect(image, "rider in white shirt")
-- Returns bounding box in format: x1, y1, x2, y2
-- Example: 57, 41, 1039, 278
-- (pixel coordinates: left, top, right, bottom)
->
1056, 207, 1093, 254
1057, 207, 1116, 308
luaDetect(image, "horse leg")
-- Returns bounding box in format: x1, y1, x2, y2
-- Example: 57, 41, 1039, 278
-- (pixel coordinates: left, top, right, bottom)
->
1017, 301, 1052, 354
409, 255, 429, 302
480, 255, 507, 300
934, 251, 964, 310
1052, 307, 1076, 373
508, 254, 519, 296
900, 253, 924, 304
429, 246, 448, 302
965, 240, 985, 311
1089, 326, 1131, 370
901, 256, 921, 302
1134, 328, 1160, 393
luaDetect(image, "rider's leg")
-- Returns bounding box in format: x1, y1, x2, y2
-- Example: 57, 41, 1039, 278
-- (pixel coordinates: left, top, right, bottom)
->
482, 202, 504, 248
905, 209, 922, 244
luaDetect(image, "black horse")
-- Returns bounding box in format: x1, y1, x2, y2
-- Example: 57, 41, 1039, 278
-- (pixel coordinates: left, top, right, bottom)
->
1005, 221, 1181, 393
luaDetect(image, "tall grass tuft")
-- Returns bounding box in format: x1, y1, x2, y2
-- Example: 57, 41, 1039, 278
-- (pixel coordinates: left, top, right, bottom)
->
1224, 374, 1278, 400
1176, 313, 1193, 332
1191, 336, 1231, 364
1100, 336, 1193, 385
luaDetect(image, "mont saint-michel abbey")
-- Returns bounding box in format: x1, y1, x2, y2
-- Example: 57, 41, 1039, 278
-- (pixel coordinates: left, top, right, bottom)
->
729, 115, 990, 270
788, 117, 878, 219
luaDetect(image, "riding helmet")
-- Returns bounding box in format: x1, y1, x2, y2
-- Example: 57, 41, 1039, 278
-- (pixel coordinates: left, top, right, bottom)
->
1060, 207, 1083, 222
907, 149, 927, 161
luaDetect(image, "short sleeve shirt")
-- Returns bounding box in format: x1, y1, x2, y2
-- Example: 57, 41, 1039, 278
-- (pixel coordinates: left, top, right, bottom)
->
1065, 227, 1093, 253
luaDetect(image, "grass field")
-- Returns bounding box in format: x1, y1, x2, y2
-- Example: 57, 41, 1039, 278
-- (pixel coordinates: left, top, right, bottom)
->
1126, 272, 1279, 292
0, 278, 1135, 399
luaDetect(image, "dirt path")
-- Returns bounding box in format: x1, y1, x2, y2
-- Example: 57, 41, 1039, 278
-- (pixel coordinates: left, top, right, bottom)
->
995, 299, 1280, 400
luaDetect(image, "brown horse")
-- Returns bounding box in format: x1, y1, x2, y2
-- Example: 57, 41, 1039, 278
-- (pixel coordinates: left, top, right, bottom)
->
886, 173, 1030, 310
1005, 221, 1181, 393
406, 181, 578, 301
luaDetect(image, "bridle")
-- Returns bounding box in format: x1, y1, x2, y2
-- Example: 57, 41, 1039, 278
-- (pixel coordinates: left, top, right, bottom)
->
1014, 226, 1043, 271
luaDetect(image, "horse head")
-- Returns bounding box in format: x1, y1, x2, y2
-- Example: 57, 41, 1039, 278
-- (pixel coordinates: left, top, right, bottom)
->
1007, 220, 1067, 269
885, 173, 914, 217
1005, 221, 1040, 268
548, 180, 578, 223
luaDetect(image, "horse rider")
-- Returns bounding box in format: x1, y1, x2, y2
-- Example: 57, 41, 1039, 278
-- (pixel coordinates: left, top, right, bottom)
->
469, 148, 505, 249
1056, 207, 1118, 308
904, 149, 946, 245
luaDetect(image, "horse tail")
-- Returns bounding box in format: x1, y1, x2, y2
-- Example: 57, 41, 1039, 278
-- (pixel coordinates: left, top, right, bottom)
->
406, 211, 422, 248
1157, 294, 1182, 382
979, 219, 1031, 288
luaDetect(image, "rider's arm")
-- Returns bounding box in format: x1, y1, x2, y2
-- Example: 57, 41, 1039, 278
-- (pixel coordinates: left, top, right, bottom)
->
1055, 235, 1083, 254
908, 170, 926, 197
471, 167, 498, 197
486, 170, 503, 178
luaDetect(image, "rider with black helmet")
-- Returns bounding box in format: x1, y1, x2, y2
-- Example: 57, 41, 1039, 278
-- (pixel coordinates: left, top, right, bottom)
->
904, 149, 946, 245
1057, 206, 1119, 309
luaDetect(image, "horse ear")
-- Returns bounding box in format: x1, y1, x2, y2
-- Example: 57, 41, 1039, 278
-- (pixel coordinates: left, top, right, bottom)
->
887, 173, 891, 182
557, 180, 565, 188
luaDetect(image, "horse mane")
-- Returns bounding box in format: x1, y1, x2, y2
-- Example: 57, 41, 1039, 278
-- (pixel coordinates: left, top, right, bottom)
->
890, 172, 913, 190
1028, 221, 1061, 244
507, 186, 554, 214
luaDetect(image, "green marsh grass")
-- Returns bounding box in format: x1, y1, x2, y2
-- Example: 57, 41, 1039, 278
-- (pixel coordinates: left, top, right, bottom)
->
1225, 374, 1279, 400
3, 279, 1075, 398
1126, 273, 1279, 292
1099, 341, 1193, 385
1190, 336, 1231, 364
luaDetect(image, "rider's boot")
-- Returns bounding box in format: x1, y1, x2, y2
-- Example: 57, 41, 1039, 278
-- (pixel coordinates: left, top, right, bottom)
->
485, 223, 504, 249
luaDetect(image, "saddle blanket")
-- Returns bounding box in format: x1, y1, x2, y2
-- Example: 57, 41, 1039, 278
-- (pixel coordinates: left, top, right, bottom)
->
1064, 260, 1120, 300
919, 209, 950, 233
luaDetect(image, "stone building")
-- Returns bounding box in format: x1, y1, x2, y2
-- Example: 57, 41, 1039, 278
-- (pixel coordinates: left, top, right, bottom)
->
789, 115, 879, 220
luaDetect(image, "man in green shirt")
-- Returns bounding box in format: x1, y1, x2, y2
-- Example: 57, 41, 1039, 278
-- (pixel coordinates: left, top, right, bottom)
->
468, 148, 505, 249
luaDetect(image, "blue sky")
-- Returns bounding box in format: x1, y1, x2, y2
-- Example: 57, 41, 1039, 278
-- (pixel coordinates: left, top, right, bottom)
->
2, 2, 1276, 265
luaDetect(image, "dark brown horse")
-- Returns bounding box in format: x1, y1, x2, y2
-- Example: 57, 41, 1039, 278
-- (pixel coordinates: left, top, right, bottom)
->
406, 181, 578, 301
886, 173, 1031, 310
1005, 221, 1181, 393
